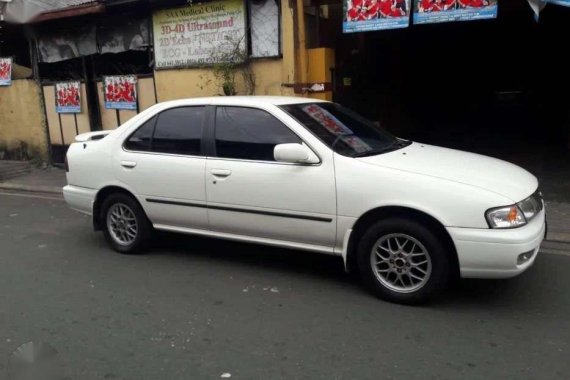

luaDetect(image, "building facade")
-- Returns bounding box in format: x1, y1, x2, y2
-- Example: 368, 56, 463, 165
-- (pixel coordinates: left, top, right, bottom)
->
0, 0, 333, 163
0, 0, 568, 165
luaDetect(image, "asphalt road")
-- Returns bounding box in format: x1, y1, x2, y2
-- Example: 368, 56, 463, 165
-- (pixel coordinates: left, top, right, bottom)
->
0, 191, 569, 380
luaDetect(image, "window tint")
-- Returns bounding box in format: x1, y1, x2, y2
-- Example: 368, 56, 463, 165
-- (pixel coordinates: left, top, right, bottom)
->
215, 107, 301, 161
152, 107, 204, 155
124, 116, 156, 151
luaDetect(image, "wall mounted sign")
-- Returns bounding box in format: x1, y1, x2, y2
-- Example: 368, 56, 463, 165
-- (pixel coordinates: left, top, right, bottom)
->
55, 81, 81, 113
103, 75, 137, 110
413, 0, 497, 25
0, 57, 13, 86
153, 0, 247, 68
343, 0, 411, 33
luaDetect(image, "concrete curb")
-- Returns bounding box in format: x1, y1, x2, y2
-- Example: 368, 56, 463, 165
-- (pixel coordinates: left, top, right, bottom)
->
545, 232, 570, 245
541, 240, 570, 255
0, 182, 63, 195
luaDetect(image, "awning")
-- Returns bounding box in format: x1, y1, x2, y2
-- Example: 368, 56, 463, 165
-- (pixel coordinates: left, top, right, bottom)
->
0, 0, 103, 24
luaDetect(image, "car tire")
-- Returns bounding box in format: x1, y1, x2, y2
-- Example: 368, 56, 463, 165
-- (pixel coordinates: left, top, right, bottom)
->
101, 193, 152, 254
356, 217, 451, 304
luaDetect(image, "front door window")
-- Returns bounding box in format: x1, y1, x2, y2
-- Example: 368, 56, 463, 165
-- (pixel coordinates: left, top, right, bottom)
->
214, 106, 301, 161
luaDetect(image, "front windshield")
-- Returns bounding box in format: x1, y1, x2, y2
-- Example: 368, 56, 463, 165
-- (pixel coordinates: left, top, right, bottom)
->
280, 102, 406, 157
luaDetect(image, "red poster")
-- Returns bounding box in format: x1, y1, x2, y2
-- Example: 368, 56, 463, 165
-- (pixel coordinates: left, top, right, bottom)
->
55, 81, 81, 113
104, 75, 137, 110
0, 57, 12, 86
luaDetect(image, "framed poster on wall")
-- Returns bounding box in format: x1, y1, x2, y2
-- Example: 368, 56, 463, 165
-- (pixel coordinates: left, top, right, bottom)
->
152, 0, 247, 68
343, 0, 411, 33
0, 57, 13, 86
413, 0, 497, 25
103, 75, 138, 110
55, 81, 81, 113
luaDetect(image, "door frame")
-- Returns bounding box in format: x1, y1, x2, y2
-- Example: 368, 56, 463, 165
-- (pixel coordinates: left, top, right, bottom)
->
201, 103, 337, 250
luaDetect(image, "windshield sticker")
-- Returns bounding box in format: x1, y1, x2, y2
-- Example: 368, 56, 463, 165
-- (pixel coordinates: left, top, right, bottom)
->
301, 104, 353, 136
301, 104, 371, 153
342, 135, 372, 153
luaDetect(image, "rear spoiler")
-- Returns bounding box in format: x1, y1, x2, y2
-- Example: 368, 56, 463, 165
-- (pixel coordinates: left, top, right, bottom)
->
75, 130, 112, 142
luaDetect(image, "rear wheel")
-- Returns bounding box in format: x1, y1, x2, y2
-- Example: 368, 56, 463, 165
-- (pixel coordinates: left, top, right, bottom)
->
357, 218, 451, 304
101, 193, 151, 254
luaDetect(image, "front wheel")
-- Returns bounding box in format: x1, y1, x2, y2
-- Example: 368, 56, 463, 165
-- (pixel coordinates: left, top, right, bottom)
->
101, 193, 151, 254
357, 218, 451, 304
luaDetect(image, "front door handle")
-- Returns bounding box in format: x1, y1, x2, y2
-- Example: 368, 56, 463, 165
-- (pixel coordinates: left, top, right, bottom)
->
211, 168, 232, 178
121, 160, 137, 168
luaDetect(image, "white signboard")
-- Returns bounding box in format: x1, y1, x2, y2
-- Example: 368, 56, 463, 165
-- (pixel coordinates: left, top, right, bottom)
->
153, 0, 247, 68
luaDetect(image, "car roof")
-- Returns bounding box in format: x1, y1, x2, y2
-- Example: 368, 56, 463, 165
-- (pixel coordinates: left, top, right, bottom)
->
155, 96, 329, 108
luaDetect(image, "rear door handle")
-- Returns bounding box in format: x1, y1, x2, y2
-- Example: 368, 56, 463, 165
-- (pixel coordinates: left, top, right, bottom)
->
121, 160, 137, 168
211, 168, 232, 178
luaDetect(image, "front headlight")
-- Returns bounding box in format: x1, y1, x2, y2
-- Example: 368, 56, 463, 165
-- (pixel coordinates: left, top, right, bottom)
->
486, 191, 543, 229
486, 205, 526, 228
517, 194, 542, 221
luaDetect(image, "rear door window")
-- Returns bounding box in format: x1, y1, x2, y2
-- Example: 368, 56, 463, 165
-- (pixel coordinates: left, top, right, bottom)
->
124, 107, 205, 155
152, 107, 204, 156
124, 116, 156, 152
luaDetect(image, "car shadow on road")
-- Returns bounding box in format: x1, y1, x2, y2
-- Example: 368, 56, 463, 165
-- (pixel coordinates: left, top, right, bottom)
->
435, 256, 560, 312
150, 230, 353, 283
146, 231, 557, 311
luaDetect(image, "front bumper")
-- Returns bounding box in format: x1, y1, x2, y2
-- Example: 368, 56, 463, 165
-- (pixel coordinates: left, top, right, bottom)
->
447, 209, 546, 279
63, 185, 97, 216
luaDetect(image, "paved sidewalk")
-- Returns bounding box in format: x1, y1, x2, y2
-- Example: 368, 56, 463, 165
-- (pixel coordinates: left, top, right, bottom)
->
0, 162, 568, 243
0, 165, 65, 194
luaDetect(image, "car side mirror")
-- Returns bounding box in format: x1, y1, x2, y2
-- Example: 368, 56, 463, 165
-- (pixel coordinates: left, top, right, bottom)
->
274, 143, 319, 164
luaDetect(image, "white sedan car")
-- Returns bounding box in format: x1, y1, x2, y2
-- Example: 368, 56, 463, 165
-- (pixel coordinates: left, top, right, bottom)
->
64, 96, 545, 304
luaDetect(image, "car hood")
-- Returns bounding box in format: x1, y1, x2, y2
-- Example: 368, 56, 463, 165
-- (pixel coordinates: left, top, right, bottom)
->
357, 142, 538, 202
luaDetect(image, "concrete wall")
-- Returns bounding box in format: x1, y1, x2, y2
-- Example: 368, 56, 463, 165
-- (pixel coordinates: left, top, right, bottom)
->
154, 0, 296, 101
0, 80, 48, 161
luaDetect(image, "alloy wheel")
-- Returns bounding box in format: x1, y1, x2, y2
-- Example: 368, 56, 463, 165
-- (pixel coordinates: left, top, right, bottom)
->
106, 203, 138, 246
370, 233, 432, 293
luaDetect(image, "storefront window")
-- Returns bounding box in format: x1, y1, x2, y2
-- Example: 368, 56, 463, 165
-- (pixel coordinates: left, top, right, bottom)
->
249, 0, 281, 58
